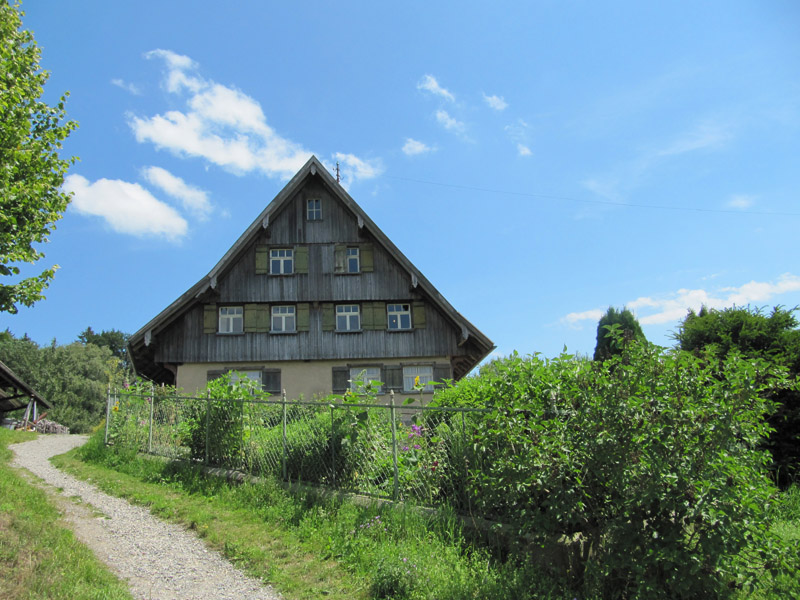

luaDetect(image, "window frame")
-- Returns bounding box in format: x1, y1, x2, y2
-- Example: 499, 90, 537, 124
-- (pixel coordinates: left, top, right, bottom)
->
271, 305, 296, 333
306, 198, 322, 221
270, 248, 294, 275
349, 366, 382, 395
346, 247, 360, 273
218, 306, 244, 334
336, 304, 361, 332
403, 365, 434, 392
387, 303, 412, 331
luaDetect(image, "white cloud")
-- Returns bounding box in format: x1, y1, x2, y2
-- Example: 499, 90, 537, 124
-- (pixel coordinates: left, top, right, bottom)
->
417, 75, 455, 102
562, 309, 605, 328
64, 174, 187, 241
111, 78, 141, 95
561, 274, 800, 328
330, 153, 384, 189
583, 118, 734, 203
728, 194, 755, 210
130, 50, 377, 185
402, 138, 433, 156
435, 109, 465, 134
141, 166, 212, 219
483, 93, 508, 111
505, 119, 531, 155
655, 120, 732, 157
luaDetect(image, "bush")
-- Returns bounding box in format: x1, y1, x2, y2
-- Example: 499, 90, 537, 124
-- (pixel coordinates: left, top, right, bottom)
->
434, 341, 797, 598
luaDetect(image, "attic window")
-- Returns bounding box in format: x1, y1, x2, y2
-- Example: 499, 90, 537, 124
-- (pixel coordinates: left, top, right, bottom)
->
387, 304, 412, 330
270, 249, 293, 274
307, 198, 322, 221
219, 306, 243, 334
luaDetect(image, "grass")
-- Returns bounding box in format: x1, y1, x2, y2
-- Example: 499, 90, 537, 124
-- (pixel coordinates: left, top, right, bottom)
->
0, 428, 133, 600
55, 430, 565, 600
32, 427, 800, 600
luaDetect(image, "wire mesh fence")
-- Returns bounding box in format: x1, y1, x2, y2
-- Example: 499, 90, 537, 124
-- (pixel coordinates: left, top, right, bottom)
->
105, 387, 490, 506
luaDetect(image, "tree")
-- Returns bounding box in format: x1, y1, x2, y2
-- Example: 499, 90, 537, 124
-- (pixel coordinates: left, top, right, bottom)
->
0, 0, 77, 314
675, 305, 800, 485
78, 327, 131, 372
593, 306, 645, 361
0, 331, 125, 432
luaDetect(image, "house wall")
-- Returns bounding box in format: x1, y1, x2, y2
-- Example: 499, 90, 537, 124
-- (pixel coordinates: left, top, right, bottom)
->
176, 355, 450, 402
153, 176, 472, 364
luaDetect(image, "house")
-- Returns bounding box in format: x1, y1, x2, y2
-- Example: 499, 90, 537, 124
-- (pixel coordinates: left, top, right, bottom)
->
128, 156, 494, 400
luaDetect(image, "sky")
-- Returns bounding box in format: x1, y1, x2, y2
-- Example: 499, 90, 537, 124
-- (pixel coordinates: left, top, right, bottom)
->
3, 1, 800, 364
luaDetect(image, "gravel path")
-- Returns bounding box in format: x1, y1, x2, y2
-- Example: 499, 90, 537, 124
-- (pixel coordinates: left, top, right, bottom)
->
10, 434, 282, 600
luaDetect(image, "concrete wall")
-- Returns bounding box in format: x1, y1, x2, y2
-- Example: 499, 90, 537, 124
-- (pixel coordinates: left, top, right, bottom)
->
176, 356, 451, 403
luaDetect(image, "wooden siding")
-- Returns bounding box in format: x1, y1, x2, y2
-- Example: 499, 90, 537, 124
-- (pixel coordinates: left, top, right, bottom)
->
151, 177, 477, 365
154, 301, 468, 363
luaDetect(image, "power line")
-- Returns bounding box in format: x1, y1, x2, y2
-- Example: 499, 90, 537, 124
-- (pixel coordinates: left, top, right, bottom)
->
384, 175, 800, 217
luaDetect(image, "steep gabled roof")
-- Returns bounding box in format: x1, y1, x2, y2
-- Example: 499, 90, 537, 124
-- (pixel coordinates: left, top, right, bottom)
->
129, 156, 493, 381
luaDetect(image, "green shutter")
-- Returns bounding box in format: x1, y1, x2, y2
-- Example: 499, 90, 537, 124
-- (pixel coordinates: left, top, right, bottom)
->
361, 243, 374, 272
297, 303, 310, 332
412, 301, 426, 329
255, 245, 268, 274
256, 305, 270, 332
321, 303, 335, 331
334, 245, 346, 273
363, 302, 385, 330
203, 304, 217, 333
245, 304, 269, 332
244, 304, 259, 332
295, 246, 308, 274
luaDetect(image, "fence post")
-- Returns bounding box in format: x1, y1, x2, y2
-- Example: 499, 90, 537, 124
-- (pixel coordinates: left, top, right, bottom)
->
330, 404, 336, 488
104, 385, 111, 444
148, 384, 155, 454
281, 389, 287, 481
390, 390, 399, 502
205, 390, 211, 466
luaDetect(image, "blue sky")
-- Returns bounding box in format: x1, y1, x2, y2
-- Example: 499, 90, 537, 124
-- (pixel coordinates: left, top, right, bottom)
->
3, 1, 800, 362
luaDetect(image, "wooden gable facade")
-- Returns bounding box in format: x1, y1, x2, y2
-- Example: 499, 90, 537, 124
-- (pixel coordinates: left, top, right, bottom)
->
129, 156, 493, 399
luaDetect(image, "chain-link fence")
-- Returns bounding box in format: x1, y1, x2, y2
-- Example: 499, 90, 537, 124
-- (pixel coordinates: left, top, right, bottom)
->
104, 388, 490, 506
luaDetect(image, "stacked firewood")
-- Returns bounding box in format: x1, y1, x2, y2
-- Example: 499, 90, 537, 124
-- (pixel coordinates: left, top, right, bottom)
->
33, 419, 70, 434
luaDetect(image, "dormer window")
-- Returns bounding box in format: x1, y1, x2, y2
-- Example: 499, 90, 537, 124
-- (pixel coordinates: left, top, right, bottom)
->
307, 198, 322, 221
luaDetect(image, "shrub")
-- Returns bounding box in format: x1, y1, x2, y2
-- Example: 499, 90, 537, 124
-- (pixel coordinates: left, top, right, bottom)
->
433, 340, 797, 598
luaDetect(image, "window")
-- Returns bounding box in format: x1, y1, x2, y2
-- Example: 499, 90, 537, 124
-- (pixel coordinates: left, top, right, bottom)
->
350, 367, 382, 394
387, 303, 412, 330
346, 247, 360, 273
230, 370, 262, 391
270, 249, 293, 274
218, 306, 243, 334
403, 365, 434, 392
307, 198, 322, 221
336, 304, 360, 331
271, 305, 296, 333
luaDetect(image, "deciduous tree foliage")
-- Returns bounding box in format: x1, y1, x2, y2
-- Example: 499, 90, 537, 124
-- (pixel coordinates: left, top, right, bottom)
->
675, 305, 800, 485
432, 340, 796, 598
78, 326, 131, 372
593, 306, 645, 361
0, 330, 125, 432
0, 0, 77, 313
